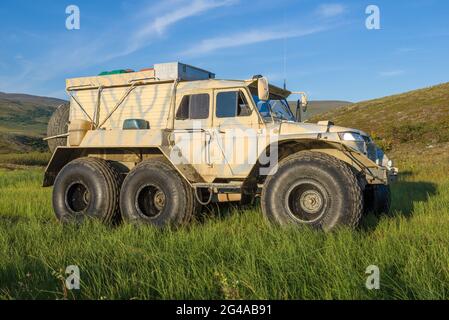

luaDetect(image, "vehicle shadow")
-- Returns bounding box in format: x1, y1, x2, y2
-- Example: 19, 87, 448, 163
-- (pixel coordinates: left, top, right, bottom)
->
360, 180, 438, 232
195, 201, 251, 223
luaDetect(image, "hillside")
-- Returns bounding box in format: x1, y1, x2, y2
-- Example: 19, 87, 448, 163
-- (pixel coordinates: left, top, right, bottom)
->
288, 100, 352, 121
0, 92, 66, 153
310, 82, 449, 157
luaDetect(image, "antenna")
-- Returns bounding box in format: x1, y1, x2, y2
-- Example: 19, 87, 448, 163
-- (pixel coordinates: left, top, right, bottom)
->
283, 11, 287, 90
283, 35, 286, 90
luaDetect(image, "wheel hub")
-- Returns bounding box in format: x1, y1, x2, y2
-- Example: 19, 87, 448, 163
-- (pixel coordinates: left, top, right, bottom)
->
82, 190, 90, 205
299, 190, 323, 214
65, 182, 90, 213
285, 180, 328, 223
136, 185, 166, 218
153, 191, 166, 211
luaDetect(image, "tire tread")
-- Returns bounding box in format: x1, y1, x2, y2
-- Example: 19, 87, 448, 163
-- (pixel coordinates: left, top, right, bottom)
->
69, 157, 121, 223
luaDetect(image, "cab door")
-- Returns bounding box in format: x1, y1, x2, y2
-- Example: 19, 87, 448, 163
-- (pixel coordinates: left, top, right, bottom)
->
212, 88, 261, 178
171, 91, 214, 181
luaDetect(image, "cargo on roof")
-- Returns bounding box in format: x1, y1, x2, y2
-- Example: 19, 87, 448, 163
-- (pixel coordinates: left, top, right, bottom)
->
67, 62, 215, 90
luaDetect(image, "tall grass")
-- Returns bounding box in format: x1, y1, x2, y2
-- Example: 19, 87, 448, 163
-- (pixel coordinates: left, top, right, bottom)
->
0, 155, 448, 300
0, 152, 51, 167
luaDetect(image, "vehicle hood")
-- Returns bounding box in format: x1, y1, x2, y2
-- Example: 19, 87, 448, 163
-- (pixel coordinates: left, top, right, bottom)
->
278, 122, 369, 137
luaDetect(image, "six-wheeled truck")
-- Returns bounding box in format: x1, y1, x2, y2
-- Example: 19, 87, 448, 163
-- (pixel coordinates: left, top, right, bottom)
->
44, 62, 397, 231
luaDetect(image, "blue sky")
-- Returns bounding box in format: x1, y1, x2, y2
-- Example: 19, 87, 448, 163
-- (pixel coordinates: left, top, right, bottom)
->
0, 0, 448, 101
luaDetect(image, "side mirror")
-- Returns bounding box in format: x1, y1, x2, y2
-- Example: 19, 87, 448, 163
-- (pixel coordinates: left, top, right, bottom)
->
300, 93, 308, 112
295, 100, 301, 122
292, 92, 308, 122
257, 77, 270, 101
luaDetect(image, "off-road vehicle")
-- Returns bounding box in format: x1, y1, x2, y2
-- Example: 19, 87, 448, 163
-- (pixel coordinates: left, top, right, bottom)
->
44, 62, 397, 231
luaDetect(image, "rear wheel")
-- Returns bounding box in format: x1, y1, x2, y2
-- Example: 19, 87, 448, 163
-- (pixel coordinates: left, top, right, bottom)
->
261, 151, 363, 231
120, 159, 196, 227
47, 103, 70, 153
52, 157, 122, 224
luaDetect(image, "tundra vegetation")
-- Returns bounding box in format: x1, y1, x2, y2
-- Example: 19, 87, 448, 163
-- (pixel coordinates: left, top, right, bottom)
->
0, 83, 448, 299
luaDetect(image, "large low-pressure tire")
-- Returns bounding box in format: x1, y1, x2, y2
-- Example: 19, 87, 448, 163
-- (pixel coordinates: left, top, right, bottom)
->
52, 157, 122, 224
47, 103, 70, 153
261, 151, 363, 231
364, 184, 391, 215
119, 159, 196, 228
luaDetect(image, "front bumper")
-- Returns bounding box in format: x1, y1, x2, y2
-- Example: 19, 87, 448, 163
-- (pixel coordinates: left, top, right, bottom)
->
374, 146, 398, 184
342, 137, 398, 185
364, 163, 398, 185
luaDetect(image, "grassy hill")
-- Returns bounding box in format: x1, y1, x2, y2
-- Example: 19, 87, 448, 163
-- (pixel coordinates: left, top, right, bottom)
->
288, 100, 352, 121
310, 83, 449, 157
0, 92, 66, 153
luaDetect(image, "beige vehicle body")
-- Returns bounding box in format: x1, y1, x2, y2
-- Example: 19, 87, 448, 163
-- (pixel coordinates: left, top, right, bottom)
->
44, 63, 397, 205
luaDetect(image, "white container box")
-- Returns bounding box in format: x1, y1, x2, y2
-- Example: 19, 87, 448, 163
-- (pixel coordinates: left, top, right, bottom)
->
154, 62, 215, 81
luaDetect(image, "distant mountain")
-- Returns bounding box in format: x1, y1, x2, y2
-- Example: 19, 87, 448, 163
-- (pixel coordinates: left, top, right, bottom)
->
0, 92, 66, 153
0, 92, 64, 106
288, 100, 352, 121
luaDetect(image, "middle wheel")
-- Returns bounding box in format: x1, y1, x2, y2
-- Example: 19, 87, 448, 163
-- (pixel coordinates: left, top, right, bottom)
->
120, 159, 194, 227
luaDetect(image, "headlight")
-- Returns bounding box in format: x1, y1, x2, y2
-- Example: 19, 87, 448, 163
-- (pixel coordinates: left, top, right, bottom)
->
338, 132, 365, 142
387, 160, 393, 168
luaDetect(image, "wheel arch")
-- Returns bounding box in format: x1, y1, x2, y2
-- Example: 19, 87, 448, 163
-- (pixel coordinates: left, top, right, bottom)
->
43, 147, 165, 187
245, 139, 368, 188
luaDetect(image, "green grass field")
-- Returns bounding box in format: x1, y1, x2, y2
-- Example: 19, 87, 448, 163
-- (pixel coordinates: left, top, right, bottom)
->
0, 150, 448, 300
1, 83, 448, 300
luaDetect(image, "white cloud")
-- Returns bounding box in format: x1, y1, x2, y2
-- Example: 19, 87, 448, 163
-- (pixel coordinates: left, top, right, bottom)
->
153, 0, 235, 35
316, 4, 346, 18
1, 0, 238, 95
181, 26, 327, 57
379, 70, 405, 77
126, 0, 237, 55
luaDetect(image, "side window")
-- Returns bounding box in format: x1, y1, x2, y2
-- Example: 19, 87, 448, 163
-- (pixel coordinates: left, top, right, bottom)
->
216, 91, 252, 118
237, 91, 251, 116
176, 94, 210, 120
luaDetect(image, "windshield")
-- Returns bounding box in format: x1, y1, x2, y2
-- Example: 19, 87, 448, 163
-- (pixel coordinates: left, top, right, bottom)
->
252, 95, 296, 122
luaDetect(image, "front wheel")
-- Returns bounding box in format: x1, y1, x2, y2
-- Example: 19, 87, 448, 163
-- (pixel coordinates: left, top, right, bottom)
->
261, 152, 363, 231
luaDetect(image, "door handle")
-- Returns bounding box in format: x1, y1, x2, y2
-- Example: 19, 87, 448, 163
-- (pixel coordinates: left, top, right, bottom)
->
204, 131, 212, 166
